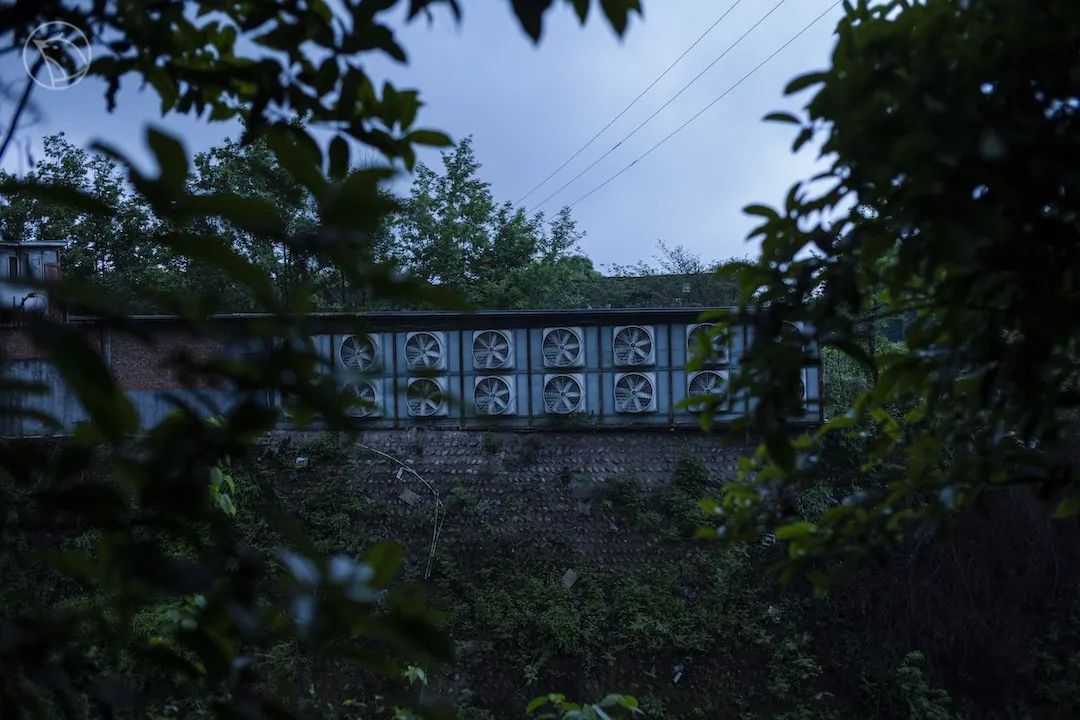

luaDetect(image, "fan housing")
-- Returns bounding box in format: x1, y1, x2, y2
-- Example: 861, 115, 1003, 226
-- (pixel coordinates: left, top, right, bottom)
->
472, 330, 514, 370
687, 370, 729, 412
686, 323, 729, 364
406, 377, 449, 417
613, 325, 656, 366
781, 321, 812, 356
276, 391, 295, 420
543, 373, 586, 415
338, 334, 380, 372
405, 331, 447, 371
474, 375, 516, 416
613, 372, 658, 414
795, 368, 808, 408
542, 327, 585, 368
344, 380, 381, 418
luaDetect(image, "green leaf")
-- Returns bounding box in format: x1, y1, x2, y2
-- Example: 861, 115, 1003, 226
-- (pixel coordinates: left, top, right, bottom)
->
164, 233, 276, 302
328, 135, 350, 180
511, 0, 553, 42
600, 0, 643, 36
191, 194, 284, 235
265, 130, 329, 199
1053, 496, 1080, 519
830, 338, 877, 379
527, 694, 564, 713
784, 71, 828, 95
0, 180, 111, 214
405, 129, 452, 148
774, 521, 815, 540
570, 0, 590, 23
365, 540, 405, 587
765, 433, 796, 475
743, 204, 780, 220
146, 127, 190, 193
39, 330, 139, 439
597, 694, 622, 707
763, 111, 801, 124
792, 127, 813, 152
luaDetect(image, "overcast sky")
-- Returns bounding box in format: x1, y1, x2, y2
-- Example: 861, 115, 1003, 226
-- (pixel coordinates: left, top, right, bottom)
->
1, 0, 842, 269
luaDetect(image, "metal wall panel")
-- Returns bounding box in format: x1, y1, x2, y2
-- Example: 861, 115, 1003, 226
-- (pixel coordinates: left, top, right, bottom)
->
1, 309, 825, 436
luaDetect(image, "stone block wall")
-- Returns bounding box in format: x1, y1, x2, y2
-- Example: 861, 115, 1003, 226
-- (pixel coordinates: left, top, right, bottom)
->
271, 428, 750, 566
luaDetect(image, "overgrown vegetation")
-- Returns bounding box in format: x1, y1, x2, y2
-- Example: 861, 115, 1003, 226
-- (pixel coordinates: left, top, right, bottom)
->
9, 434, 1071, 719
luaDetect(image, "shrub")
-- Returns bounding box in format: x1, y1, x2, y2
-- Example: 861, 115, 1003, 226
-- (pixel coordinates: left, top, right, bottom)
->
896, 652, 956, 720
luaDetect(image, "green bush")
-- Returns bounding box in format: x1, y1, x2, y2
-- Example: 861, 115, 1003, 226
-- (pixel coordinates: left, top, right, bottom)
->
456, 703, 495, 720
664, 454, 709, 537
896, 652, 956, 720
481, 432, 501, 455
458, 567, 607, 678
638, 694, 668, 720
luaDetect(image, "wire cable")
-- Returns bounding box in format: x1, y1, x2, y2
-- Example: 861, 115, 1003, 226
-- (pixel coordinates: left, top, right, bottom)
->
528, 0, 793, 212
513, 1, 742, 206
567, 0, 842, 211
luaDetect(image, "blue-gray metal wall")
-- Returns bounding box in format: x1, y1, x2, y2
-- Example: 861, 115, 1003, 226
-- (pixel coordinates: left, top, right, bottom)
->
0, 309, 823, 436
296, 313, 822, 430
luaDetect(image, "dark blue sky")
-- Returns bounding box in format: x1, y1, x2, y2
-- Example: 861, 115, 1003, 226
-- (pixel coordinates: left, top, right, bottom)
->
1, 1, 841, 268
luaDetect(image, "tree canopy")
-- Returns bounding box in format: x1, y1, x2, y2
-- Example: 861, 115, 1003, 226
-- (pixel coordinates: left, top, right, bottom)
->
386, 137, 603, 309
705, 0, 1080, 587
0, 132, 738, 313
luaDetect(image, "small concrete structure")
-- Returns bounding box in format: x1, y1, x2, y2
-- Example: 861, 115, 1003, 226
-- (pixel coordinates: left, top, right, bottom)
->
0, 240, 63, 315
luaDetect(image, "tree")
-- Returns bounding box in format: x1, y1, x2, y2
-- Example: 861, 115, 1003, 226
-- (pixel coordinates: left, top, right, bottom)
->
705, 0, 1080, 586
0, 1, 643, 716
186, 136, 321, 307
391, 138, 603, 308
599, 241, 740, 308
606, 239, 711, 277
394, 137, 496, 295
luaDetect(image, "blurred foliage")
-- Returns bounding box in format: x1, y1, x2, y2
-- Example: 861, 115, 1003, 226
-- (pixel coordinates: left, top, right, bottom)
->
0, 0, 643, 716
697, 0, 1080, 588
526, 692, 641, 720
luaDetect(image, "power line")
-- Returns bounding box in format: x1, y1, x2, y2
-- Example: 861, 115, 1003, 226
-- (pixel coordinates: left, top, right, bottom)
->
529, 0, 792, 212
567, 1, 842, 211
513, 1, 742, 206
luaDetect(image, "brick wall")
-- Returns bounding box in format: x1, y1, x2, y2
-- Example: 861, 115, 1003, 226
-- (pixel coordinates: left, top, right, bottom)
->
108, 330, 224, 390
1, 325, 105, 361
0, 328, 45, 360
